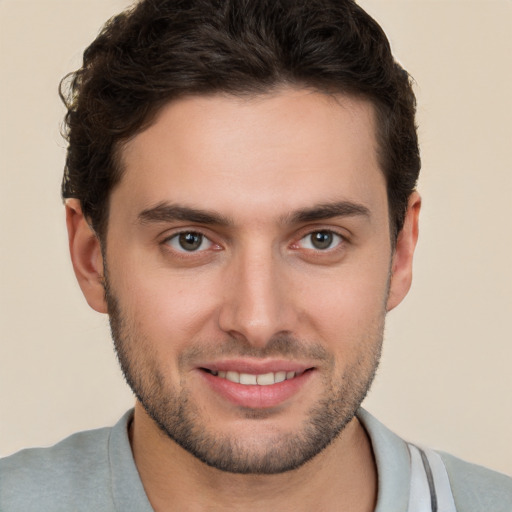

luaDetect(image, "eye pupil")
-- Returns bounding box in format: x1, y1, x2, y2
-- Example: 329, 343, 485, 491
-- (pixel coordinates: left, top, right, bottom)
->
311, 231, 333, 249
179, 232, 202, 251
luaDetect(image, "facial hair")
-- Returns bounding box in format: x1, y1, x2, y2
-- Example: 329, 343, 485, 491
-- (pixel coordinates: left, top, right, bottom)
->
104, 271, 384, 475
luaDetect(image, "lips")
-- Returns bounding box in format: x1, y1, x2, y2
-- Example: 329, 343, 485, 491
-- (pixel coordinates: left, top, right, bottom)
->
198, 361, 314, 409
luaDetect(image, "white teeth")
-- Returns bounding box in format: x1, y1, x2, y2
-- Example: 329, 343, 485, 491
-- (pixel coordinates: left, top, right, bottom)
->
239, 373, 257, 385
274, 371, 286, 383
226, 371, 240, 383
256, 372, 275, 386
214, 370, 299, 385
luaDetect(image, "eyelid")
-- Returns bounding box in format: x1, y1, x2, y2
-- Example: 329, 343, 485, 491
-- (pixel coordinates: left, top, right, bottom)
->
297, 231, 344, 251
170, 233, 210, 252
161, 228, 219, 254
290, 225, 348, 248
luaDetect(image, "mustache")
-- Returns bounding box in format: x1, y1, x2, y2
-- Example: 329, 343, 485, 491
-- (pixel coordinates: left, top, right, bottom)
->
104, 279, 334, 368
178, 334, 333, 367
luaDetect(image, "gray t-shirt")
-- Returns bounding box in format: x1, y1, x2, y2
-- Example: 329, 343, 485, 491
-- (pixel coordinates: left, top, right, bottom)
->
0, 409, 511, 511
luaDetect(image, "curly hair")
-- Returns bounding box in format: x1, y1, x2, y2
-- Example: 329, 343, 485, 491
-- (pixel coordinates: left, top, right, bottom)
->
61, 0, 420, 242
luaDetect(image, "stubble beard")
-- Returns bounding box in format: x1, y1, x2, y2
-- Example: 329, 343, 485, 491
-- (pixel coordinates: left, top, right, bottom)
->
104, 274, 384, 475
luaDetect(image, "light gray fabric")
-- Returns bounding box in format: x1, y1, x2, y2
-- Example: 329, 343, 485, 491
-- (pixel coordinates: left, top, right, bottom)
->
1, 409, 511, 511
0, 410, 153, 512
358, 409, 512, 512
440, 451, 512, 512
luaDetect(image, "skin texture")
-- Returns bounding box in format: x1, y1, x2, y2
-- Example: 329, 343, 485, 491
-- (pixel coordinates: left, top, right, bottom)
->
66, 88, 420, 511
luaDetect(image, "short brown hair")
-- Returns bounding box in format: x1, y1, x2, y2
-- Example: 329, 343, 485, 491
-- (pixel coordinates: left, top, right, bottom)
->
61, 0, 420, 241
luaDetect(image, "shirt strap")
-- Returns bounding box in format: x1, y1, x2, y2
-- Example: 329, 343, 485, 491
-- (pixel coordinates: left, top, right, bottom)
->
407, 443, 457, 512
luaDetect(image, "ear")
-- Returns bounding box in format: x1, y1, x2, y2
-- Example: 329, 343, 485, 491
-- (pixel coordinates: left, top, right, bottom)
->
65, 199, 108, 313
386, 191, 421, 311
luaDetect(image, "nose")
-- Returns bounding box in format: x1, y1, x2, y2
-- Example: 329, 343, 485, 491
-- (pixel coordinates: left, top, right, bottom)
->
217, 245, 297, 348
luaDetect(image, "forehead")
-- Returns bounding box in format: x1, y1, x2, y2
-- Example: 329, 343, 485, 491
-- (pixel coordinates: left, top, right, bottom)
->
114, 88, 386, 224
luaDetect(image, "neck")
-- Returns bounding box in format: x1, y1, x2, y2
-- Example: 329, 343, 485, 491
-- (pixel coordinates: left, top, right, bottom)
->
130, 402, 377, 512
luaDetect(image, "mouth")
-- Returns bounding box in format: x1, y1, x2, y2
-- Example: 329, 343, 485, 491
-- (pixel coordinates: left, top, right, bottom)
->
198, 363, 315, 409
200, 368, 309, 386
195, 356, 317, 409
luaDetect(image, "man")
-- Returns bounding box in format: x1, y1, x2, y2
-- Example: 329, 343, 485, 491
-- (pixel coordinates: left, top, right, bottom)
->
0, 0, 510, 510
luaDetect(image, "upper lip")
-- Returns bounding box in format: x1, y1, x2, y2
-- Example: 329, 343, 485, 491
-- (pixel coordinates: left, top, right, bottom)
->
197, 359, 314, 375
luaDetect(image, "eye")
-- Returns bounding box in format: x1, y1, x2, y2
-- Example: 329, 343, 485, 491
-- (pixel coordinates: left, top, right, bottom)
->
165, 232, 213, 252
298, 231, 343, 251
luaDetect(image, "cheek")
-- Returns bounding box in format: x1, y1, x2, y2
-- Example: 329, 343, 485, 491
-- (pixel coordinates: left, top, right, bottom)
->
113, 264, 221, 347
300, 261, 390, 344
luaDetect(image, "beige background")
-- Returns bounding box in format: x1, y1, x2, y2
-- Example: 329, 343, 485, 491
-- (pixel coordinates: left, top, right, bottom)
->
0, 0, 511, 475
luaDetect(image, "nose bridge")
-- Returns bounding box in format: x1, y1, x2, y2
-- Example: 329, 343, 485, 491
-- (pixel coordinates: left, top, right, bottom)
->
218, 239, 294, 346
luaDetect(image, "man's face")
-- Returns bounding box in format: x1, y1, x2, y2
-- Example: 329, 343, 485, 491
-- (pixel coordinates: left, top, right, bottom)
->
103, 89, 396, 473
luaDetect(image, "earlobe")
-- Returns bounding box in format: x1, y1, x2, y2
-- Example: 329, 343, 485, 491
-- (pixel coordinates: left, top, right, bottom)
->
65, 199, 108, 313
386, 192, 421, 312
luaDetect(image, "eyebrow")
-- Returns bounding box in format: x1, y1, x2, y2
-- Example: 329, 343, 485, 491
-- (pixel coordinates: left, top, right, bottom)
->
284, 201, 371, 224
137, 200, 370, 227
138, 203, 233, 226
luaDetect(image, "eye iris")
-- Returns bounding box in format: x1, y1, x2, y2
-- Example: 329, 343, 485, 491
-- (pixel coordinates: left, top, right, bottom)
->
179, 232, 202, 251
311, 231, 333, 250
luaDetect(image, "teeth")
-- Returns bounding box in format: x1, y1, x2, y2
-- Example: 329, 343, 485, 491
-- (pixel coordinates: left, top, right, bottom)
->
274, 371, 286, 383
240, 373, 257, 385
216, 370, 297, 386
226, 371, 240, 383
256, 372, 275, 385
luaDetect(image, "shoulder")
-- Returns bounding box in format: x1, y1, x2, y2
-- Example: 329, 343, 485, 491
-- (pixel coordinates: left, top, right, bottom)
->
439, 451, 512, 512
357, 409, 512, 512
0, 425, 114, 511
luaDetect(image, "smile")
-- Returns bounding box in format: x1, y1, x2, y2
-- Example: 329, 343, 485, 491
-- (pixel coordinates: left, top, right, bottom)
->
199, 365, 315, 408
205, 369, 302, 386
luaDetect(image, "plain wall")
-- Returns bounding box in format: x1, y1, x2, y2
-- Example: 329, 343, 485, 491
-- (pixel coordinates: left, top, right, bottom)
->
0, 0, 511, 475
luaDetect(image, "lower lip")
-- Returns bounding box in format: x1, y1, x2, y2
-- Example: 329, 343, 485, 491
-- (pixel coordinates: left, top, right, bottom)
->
200, 370, 314, 409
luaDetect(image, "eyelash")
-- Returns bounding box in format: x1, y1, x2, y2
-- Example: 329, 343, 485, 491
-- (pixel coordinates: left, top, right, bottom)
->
162, 228, 346, 256
163, 231, 217, 254
295, 230, 344, 252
